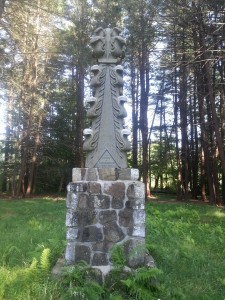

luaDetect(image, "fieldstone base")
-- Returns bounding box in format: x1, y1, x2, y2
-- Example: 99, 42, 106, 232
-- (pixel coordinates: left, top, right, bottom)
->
65, 168, 150, 270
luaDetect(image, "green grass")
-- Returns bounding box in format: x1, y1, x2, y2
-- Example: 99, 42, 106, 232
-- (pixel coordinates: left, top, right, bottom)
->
0, 196, 225, 299
146, 200, 225, 300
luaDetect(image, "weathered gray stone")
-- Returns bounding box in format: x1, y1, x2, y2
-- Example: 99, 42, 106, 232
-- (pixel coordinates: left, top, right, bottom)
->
133, 210, 145, 224
81, 226, 103, 242
76, 210, 97, 227
72, 168, 89, 181
116, 168, 139, 180
66, 227, 78, 241
127, 182, 145, 199
118, 208, 133, 228
66, 191, 77, 210
128, 224, 146, 238
125, 198, 145, 209
128, 210, 145, 237
99, 168, 116, 181
72, 168, 82, 181
86, 168, 98, 181
91, 195, 110, 209
99, 210, 117, 225
88, 182, 102, 194
75, 244, 91, 264
104, 182, 125, 200
144, 253, 156, 268
77, 193, 94, 209
66, 210, 77, 227
124, 239, 146, 268
92, 253, 108, 266
112, 196, 124, 209
65, 242, 75, 264
69, 182, 88, 193
104, 222, 125, 243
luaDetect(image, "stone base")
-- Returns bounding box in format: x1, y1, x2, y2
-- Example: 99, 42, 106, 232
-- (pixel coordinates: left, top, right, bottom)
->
65, 168, 147, 269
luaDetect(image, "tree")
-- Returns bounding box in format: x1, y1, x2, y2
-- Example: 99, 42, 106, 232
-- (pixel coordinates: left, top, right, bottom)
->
123, 0, 157, 198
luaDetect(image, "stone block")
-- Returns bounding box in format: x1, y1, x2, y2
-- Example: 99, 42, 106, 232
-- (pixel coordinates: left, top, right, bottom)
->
99, 210, 117, 225
86, 168, 98, 181
76, 210, 97, 227
68, 182, 88, 193
118, 208, 133, 227
128, 224, 146, 238
128, 210, 145, 237
103, 222, 125, 243
125, 198, 145, 209
104, 182, 125, 200
99, 168, 116, 180
133, 210, 145, 224
66, 210, 77, 227
111, 196, 124, 209
116, 168, 139, 180
81, 226, 103, 242
65, 241, 76, 264
72, 168, 82, 181
92, 253, 109, 266
77, 193, 94, 209
127, 182, 145, 199
124, 238, 146, 268
66, 192, 77, 210
66, 227, 78, 241
88, 182, 102, 194
75, 244, 91, 264
91, 195, 110, 209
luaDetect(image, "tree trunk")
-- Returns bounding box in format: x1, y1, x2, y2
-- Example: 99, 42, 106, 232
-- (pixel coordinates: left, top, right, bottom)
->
179, 47, 189, 201
131, 58, 139, 169
73, 64, 84, 167
139, 49, 150, 199
2, 91, 13, 193
0, 0, 5, 19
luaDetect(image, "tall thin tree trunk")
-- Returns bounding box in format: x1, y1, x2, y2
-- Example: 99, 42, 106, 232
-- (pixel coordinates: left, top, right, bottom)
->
131, 58, 138, 168
179, 47, 189, 201
74, 64, 84, 167
0, 0, 5, 19
2, 91, 13, 192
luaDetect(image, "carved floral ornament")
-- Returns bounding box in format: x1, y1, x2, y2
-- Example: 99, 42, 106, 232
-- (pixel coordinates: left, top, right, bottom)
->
90, 27, 126, 63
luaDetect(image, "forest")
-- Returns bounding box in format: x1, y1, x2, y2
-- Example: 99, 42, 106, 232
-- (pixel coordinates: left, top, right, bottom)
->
0, 0, 225, 205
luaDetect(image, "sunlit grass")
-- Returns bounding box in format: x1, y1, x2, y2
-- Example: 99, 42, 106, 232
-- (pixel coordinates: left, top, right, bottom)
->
0, 198, 66, 300
147, 201, 225, 300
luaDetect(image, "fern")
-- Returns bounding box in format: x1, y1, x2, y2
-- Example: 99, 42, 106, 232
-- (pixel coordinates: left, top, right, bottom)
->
40, 248, 51, 272
121, 267, 163, 300
134, 267, 163, 284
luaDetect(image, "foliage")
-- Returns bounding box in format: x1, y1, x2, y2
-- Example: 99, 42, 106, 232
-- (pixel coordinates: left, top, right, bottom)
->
121, 267, 162, 300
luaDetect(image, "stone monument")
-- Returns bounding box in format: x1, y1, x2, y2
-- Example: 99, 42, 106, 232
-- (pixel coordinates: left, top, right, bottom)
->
83, 27, 131, 168
65, 27, 152, 277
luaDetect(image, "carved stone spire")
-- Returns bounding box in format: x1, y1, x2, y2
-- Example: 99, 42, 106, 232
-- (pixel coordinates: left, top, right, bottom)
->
83, 27, 131, 168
